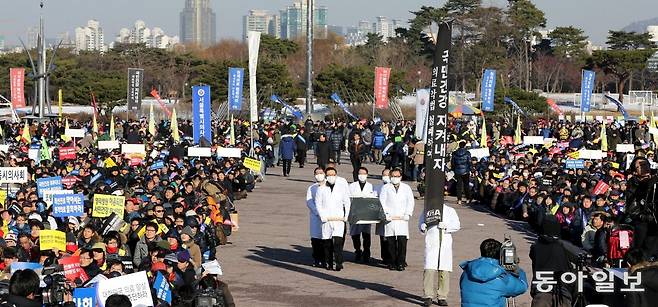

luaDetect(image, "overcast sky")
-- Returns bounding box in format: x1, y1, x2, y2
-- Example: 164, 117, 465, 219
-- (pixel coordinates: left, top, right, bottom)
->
1, 0, 657, 46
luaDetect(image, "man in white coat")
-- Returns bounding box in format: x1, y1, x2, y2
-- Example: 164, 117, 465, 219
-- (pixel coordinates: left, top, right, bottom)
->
306, 167, 327, 267
379, 168, 415, 271
419, 205, 461, 307
315, 167, 351, 271
349, 167, 376, 264
375, 168, 391, 265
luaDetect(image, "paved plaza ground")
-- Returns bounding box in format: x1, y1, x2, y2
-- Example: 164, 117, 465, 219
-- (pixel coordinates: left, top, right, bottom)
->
219, 157, 535, 306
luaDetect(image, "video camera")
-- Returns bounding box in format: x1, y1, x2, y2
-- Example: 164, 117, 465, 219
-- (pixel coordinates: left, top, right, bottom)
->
194, 287, 226, 307
500, 234, 519, 272
41, 266, 70, 306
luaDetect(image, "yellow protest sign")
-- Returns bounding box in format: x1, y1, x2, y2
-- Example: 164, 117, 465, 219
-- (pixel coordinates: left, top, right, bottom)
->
92, 194, 125, 218
40, 230, 66, 251
567, 151, 580, 159
611, 162, 620, 169
104, 157, 117, 168
0, 190, 6, 206
243, 157, 262, 173
150, 219, 169, 235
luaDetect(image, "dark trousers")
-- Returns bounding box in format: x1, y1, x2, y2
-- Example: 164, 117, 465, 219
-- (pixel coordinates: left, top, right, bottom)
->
296, 149, 306, 167
311, 238, 325, 264
455, 173, 471, 201
282, 159, 292, 176
351, 158, 362, 182
323, 237, 344, 266
387, 236, 407, 267
380, 235, 390, 264
633, 221, 658, 258
332, 150, 341, 164
351, 233, 371, 259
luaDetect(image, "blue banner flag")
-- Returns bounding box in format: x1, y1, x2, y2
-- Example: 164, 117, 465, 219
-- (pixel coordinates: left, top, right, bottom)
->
36, 176, 63, 198
149, 160, 165, 171
503, 97, 525, 115
565, 159, 585, 169
270, 95, 303, 119
228, 67, 244, 111
52, 193, 85, 217
330, 93, 359, 120
153, 272, 172, 304
481, 69, 496, 112
581, 70, 596, 113
604, 94, 632, 121
73, 287, 96, 307
192, 85, 212, 144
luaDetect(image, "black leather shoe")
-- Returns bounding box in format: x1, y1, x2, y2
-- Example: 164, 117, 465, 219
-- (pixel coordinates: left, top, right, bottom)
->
437, 299, 448, 306
388, 265, 396, 271
423, 298, 433, 307
396, 265, 404, 271
354, 250, 362, 262
325, 264, 333, 271
334, 264, 343, 271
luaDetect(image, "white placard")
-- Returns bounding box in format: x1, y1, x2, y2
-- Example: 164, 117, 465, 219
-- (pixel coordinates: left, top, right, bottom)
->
626, 153, 635, 170
616, 144, 635, 153
98, 140, 120, 150
0, 145, 9, 153
595, 116, 604, 122
201, 260, 224, 275
0, 167, 29, 184
217, 147, 242, 158
121, 144, 145, 154
650, 128, 658, 135
575, 115, 584, 122
28, 148, 39, 161
558, 115, 565, 121
65, 128, 85, 138
188, 147, 212, 157
523, 136, 545, 145
468, 148, 490, 160
96, 271, 153, 307
43, 189, 74, 208
579, 149, 605, 160
606, 116, 614, 123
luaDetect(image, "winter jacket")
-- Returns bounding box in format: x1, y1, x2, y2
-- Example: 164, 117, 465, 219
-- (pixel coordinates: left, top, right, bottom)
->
315, 141, 331, 167
460, 257, 528, 307
451, 148, 471, 175
627, 262, 658, 307
373, 131, 386, 149
133, 235, 162, 267
279, 135, 297, 160
329, 130, 343, 151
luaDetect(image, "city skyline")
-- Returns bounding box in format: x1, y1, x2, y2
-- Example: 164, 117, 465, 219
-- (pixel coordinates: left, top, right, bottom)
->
1, 0, 658, 47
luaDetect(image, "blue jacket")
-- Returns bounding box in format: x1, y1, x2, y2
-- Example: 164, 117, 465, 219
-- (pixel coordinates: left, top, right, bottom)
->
279, 135, 297, 160
459, 257, 528, 307
451, 148, 471, 175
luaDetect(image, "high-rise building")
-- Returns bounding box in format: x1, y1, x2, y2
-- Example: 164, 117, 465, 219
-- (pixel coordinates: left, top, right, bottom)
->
115, 21, 179, 49
374, 16, 391, 40
243, 10, 280, 40
74, 20, 106, 52
280, 1, 328, 40
357, 21, 372, 34
180, 0, 216, 47
0, 36, 5, 51
130, 20, 152, 44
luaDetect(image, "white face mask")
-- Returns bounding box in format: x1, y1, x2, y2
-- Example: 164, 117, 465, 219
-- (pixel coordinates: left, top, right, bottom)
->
358, 174, 368, 182
326, 176, 337, 185
315, 174, 326, 182
382, 176, 391, 184
391, 177, 402, 185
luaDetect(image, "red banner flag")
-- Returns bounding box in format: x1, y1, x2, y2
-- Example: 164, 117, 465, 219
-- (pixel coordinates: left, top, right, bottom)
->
58, 256, 89, 283
10, 68, 26, 108
374, 67, 391, 109
593, 180, 610, 195
546, 98, 563, 115
150, 89, 173, 118
58, 147, 77, 161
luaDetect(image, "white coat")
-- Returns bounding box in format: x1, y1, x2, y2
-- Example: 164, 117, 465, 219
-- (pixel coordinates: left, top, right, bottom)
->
315, 182, 351, 239
419, 205, 460, 272
379, 182, 415, 238
373, 183, 386, 236
306, 183, 323, 239
348, 181, 375, 236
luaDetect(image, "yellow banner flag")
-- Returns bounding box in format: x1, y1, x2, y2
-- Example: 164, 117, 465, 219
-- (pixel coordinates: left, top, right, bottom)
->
514, 115, 522, 145
18, 121, 30, 143
104, 157, 117, 168
58, 89, 63, 120
480, 116, 487, 148
148, 103, 156, 136
243, 157, 262, 173
92, 194, 125, 218
171, 108, 180, 142
92, 112, 99, 135
61, 119, 71, 143
567, 151, 581, 159
600, 121, 608, 152
40, 230, 66, 251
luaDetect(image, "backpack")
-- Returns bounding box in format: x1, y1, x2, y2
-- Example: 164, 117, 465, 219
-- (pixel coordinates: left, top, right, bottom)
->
373, 132, 385, 149
607, 228, 633, 260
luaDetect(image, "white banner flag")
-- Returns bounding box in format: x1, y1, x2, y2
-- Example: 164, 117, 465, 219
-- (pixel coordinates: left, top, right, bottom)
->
248, 31, 261, 123
415, 89, 430, 142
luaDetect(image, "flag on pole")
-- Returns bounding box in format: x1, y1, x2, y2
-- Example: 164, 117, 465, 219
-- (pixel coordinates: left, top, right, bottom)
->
61, 119, 71, 143
0, 124, 3, 138
109, 116, 115, 141
92, 113, 98, 135
58, 89, 63, 121
171, 108, 180, 142
480, 116, 488, 148
18, 121, 30, 143
39, 136, 51, 161
514, 115, 522, 145
601, 121, 608, 152
230, 114, 235, 146
148, 103, 156, 136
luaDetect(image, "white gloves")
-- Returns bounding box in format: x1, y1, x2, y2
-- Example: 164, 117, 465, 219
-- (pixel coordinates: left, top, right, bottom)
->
420, 223, 427, 233
438, 222, 447, 229
403, 215, 410, 221
321, 217, 328, 223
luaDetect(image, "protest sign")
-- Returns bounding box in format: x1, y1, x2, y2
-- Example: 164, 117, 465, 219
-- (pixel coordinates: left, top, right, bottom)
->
98, 140, 120, 150
201, 260, 224, 275
121, 143, 145, 155
523, 136, 545, 145
153, 272, 172, 304
0, 167, 28, 184
73, 287, 96, 307
129, 157, 143, 166
92, 194, 126, 218
149, 160, 165, 171
187, 147, 212, 157
59, 147, 76, 160
650, 128, 658, 135
10, 262, 43, 274
579, 150, 605, 160
65, 128, 85, 138
0, 190, 6, 206
627, 153, 635, 170
53, 193, 85, 217
564, 159, 585, 169
243, 157, 262, 172
616, 144, 635, 153
43, 189, 74, 208
468, 148, 490, 160
36, 176, 63, 197
217, 147, 242, 158
62, 176, 81, 188
59, 256, 89, 283
40, 229, 66, 251
593, 180, 610, 195
28, 148, 39, 163
96, 271, 153, 307
0, 145, 9, 153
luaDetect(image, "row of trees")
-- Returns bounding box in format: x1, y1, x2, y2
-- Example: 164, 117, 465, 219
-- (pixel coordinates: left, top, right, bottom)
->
0, 0, 656, 115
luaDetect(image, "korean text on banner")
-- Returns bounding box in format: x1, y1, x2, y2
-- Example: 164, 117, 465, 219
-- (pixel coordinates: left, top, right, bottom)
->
53, 193, 85, 217
248, 31, 261, 122
374, 67, 391, 109
153, 272, 172, 304
192, 85, 212, 144
92, 194, 126, 218
616, 144, 635, 153
580, 70, 596, 113
43, 189, 73, 207
523, 136, 545, 145
10, 67, 26, 108
65, 128, 85, 138
469, 148, 490, 160
59, 256, 89, 283
228, 67, 245, 111
243, 157, 262, 173
40, 230, 66, 251
36, 176, 63, 198
121, 143, 145, 155
547, 98, 563, 115
127, 68, 144, 111
423, 22, 452, 227
98, 140, 120, 150
481, 69, 496, 112
0, 167, 28, 184
187, 147, 212, 157
96, 271, 153, 307
73, 287, 96, 307
59, 147, 76, 160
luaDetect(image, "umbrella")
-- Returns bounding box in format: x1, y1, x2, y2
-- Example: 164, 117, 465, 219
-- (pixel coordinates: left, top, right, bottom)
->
449, 104, 482, 117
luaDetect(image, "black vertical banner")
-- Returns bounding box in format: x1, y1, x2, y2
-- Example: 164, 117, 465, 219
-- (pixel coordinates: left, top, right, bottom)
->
423, 22, 452, 227
127, 68, 144, 111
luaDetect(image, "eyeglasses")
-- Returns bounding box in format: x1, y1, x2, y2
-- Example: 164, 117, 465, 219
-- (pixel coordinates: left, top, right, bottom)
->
146, 229, 157, 232
155, 210, 165, 213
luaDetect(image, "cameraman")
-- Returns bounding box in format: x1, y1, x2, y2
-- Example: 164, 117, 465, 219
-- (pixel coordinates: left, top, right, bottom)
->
459, 238, 528, 306
0, 269, 73, 307
195, 275, 235, 307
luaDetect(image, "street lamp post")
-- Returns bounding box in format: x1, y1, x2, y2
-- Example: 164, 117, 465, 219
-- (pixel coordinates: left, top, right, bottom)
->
305, 0, 314, 115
